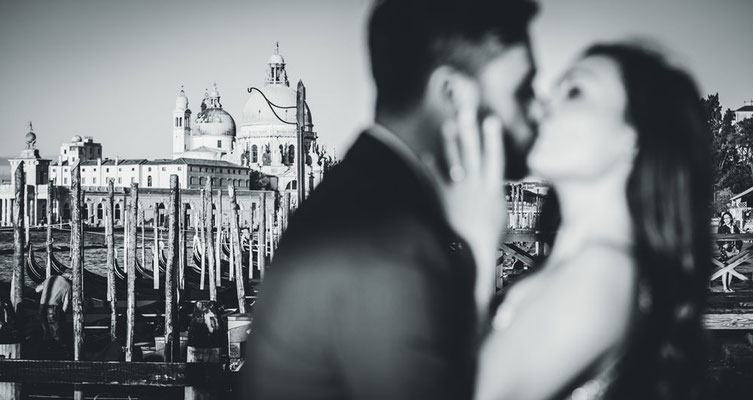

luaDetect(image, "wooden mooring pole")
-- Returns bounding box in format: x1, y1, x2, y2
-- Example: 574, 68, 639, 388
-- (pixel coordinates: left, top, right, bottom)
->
126, 183, 138, 362
141, 206, 146, 283
71, 161, 84, 360
229, 185, 246, 313
199, 190, 206, 290
204, 179, 216, 301
215, 188, 222, 288
259, 192, 266, 281
46, 180, 54, 277
154, 203, 160, 290
123, 196, 128, 279
106, 180, 117, 341
248, 203, 254, 280
3, 162, 25, 399
165, 175, 180, 361
24, 184, 29, 244
11, 163, 25, 313
180, 202, 186, 291
70, 161, 85, 400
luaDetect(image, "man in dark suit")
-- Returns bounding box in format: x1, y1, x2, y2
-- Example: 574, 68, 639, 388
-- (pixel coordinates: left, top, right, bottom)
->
246, 1, 539, 399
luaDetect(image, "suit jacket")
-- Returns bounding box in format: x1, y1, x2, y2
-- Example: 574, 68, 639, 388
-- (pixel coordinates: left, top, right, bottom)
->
245, 131, 478, 400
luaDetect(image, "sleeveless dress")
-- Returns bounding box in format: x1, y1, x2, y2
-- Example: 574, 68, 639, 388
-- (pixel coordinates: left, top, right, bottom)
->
490, 233, 645, 400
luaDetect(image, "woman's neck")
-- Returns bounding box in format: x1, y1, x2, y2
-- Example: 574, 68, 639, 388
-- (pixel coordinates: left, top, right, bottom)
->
552, 170, 633, 252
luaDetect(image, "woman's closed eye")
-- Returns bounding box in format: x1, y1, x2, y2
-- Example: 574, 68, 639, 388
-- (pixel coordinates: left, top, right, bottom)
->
566, 85, 582, 100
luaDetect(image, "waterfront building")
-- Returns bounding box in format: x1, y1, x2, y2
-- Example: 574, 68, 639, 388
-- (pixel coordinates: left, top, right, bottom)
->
0, 123, 51, 227
733, 102, 753, 124
0, 125, 279, 250
49, 157, 251, 191
58, 135, 102, 165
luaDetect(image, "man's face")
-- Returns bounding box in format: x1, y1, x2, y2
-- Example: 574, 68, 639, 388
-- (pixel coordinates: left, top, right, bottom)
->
476, 42, 537, 180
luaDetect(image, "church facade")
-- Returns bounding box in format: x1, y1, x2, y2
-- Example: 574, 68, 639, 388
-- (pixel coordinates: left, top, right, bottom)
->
172, 45, 324, 200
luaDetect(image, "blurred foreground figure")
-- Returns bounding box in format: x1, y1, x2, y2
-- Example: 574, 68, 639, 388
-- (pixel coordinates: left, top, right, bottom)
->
475, 43, 712, 400
246, 0, 538, 399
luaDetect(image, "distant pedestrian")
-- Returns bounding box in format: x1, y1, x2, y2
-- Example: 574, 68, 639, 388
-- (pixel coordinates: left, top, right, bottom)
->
36, 271, 72, 358
717, 211, 742, 292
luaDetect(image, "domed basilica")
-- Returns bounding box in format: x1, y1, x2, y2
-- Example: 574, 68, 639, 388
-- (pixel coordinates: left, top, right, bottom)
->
172, 44, 324, 194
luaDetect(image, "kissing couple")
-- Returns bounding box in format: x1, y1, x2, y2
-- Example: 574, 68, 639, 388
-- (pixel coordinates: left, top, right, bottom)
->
246, 1, 711, 399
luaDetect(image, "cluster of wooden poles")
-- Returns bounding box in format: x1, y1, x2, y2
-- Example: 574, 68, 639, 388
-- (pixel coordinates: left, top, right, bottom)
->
3, 160, 256, 399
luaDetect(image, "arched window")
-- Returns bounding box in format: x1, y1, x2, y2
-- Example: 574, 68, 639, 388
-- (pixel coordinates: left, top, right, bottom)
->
147, 175, 153, 187
288, 144, 295, 164
199, 177, 205, 186
252, 145, 258, 163
97, 203, 104, 220
114, 203, 121, 220
220, 178, 225, 187
190, 176, 196, 186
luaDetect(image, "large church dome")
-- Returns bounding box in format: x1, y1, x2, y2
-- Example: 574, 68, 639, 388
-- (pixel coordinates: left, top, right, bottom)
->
242, 84, 297, 126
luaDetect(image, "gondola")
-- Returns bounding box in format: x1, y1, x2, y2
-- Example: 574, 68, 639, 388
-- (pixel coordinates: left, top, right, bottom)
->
220, 236, 252, 259
192, 238, 258, 283
26, 245, 50, 285
48, 248, 160, 299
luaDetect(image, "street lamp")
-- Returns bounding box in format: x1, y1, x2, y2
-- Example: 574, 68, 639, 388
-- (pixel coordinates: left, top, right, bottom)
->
246, 81, 317, 205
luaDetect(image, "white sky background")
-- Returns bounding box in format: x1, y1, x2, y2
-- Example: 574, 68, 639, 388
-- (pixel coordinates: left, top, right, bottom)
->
0, 0, 751, 159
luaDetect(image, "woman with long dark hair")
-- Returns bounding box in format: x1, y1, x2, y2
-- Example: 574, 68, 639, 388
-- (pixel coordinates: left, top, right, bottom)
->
461, 42, 711, 400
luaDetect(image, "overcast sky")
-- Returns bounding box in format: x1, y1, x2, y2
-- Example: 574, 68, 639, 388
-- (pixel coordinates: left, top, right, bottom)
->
1, 0, 751, 159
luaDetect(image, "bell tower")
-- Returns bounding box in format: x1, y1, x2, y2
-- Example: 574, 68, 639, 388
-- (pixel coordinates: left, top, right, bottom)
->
265, 42, 289, 86
173, 85, 192, 158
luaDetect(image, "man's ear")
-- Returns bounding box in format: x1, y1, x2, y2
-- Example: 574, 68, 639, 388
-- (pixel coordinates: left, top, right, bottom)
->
425, 66, 479, 119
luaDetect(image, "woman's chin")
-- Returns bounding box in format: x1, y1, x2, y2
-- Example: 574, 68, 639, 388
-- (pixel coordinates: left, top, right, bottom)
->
526, 155, 552, 182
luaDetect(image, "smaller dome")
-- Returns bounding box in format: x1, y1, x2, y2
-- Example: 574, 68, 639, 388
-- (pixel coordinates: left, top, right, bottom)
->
269, 42, 285, 64
268, 53, 285, 65
209, 84, 220, 98
195, 108, 236, 137
72, 135, 82, 142
25, 131, 36, 143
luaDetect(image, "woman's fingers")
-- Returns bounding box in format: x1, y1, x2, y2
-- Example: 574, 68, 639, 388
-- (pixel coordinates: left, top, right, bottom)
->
482, 116, 504, 185
456, 106, 482, 177
441, 119, 465, 182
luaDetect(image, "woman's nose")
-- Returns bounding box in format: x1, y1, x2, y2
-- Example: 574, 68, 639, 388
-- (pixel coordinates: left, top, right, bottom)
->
528, 98, 549, 124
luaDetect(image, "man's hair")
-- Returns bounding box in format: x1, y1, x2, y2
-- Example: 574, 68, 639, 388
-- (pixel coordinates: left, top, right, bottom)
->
368, 0, 538, 113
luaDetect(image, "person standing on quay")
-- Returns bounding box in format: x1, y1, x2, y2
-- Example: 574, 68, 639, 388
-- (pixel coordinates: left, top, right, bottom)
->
717, 211, 742, 292
36, 271, 72, 358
